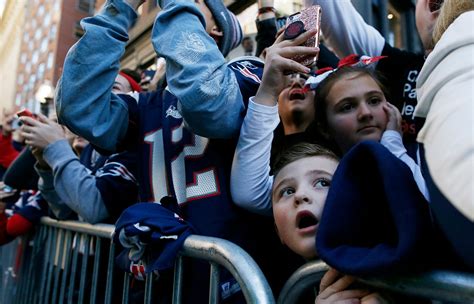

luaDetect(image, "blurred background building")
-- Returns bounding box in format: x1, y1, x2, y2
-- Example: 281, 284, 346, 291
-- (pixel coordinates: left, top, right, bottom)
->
0, 0, 420, 113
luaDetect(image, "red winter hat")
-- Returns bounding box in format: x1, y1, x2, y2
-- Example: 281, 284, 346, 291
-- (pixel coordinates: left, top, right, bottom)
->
119, 71, 142, 92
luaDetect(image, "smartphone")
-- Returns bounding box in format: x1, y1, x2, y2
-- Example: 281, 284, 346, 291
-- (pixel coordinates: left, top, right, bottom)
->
11, 117, 22, 130
285, 5, 322, 67
276, 16, 288, 31
16, 109, 35, 119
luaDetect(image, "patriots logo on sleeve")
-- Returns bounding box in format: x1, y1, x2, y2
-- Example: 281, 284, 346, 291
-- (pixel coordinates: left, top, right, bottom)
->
229, 57, 264, 84
96, 161, 137, 183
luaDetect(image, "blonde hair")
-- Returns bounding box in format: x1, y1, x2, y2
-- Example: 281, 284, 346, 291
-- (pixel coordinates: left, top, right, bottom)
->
433, 0, 474, 44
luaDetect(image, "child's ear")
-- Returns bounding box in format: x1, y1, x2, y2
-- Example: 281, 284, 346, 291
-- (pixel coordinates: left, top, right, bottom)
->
210, 26, 223, 38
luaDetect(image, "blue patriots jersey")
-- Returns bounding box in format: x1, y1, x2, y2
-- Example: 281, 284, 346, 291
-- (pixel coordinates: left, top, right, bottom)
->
80, 145, 139, 222
117, 58, 297, 302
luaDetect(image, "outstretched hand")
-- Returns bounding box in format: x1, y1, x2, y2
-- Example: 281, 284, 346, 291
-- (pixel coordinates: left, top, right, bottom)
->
20, 113, 68, 150
254, 28, 319, 106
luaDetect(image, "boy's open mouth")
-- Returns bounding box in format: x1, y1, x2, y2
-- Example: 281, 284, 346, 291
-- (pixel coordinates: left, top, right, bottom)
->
297, 211, 318, 229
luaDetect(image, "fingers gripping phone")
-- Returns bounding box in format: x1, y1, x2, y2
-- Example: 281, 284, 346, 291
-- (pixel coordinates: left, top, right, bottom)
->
285, 5, 322, 67
16, 109, 35, 119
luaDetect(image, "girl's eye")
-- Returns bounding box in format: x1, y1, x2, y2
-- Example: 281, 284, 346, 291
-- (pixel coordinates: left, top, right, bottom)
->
368, 97, 382, 105
314, 179, 331, 188
339, 103, 354, 113
280, 187, 295, 197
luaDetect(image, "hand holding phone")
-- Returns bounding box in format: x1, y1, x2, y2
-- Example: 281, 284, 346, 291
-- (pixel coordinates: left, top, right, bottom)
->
284, 5, 322, 67
16, 109, 35, 119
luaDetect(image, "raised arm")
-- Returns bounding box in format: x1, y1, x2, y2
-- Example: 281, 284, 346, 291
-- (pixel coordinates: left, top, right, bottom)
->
152, 1, 246, 138
231, 99, 278, 216
382, 103, 428, 201
231, 29, 318, 215
37, 140, 111, 224
304, 0, 385, 58
56, 0, 140, 152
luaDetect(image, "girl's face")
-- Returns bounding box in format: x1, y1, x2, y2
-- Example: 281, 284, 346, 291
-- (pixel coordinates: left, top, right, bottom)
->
278, 73, 315, 122
325, 72, 388, 153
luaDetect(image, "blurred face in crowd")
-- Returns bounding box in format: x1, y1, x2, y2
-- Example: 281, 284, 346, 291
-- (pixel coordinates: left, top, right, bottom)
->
195, 0, 223, 44
278, 73, 315, 131
415, 0, 442, 51
324, 72, 388, 153
242, 38, 254, 52
113, 74, 133, 94
272, 156, 338, 260
72, 136, 89, 155
49, 112, 75, 145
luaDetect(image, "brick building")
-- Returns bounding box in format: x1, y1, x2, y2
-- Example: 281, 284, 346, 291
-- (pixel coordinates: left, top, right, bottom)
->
0, 0, 95, 113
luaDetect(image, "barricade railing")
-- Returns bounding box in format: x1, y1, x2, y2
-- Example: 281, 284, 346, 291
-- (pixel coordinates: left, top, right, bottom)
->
0, 216, 275, 304
277, 260, 474, 304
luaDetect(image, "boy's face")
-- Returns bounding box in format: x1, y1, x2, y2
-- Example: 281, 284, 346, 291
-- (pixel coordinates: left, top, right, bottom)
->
272, 156, 338, 260
195, 0, 223, 44
113, 74, 132, 94
325, 72, 388, 153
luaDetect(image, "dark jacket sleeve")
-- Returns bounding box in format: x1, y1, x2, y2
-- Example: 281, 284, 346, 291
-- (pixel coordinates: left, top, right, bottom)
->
3, 148, 39, 190
255, 18, 278, 57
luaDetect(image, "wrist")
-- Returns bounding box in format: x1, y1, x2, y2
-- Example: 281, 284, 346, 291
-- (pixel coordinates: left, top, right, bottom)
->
255, 86, 278, 106
258, 0, 274, 9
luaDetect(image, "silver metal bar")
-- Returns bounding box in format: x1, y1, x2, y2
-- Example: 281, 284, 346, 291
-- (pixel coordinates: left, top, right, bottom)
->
43, 227, 58, 304
122, 272, 130, 304
358, 270, 474, 303
68, 233, 80, 304
277, 260, 328, 304
17, 237, 30, 302
40, 217, 114, 238
172, 256, 184, 304
59, 230, 73, 304
78, 234, 91, 304
51, 229, 65, 303
277, 260, 474, 304
26, 231, 43, 302
32, 228, 46, 301
180, 235, 275, 304
16, 237, 29, 302
144, 271, 154, 303
90, 237, 102, 304
104, 241, 115, 304
209, 262, 220, 304
39, 226, 54, 303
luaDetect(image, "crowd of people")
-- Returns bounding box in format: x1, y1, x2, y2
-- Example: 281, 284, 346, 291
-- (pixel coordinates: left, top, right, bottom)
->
0, 0, 473, 302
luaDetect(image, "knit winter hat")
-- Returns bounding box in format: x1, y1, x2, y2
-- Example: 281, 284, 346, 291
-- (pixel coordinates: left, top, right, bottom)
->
316, 141, 435, 276
204, 0, 243, 57
114, 201, 195, 275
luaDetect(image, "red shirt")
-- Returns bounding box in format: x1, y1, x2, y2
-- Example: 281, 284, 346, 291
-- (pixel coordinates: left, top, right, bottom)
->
0, 133, 20, 168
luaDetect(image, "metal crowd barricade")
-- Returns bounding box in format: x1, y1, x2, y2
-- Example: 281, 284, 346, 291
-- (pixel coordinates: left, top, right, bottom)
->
0, 216, 275, 304
277, 260, 474, 304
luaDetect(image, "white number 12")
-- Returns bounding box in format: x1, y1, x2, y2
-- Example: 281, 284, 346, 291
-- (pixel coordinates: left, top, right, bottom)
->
144, 125, 219, 205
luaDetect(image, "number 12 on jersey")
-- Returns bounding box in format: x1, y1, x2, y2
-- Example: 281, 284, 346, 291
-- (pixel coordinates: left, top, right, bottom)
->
144, 127, 220, 205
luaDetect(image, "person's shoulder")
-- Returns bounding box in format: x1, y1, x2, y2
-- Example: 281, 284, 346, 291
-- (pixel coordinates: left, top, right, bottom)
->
228, 55, 264, 66
380, 42, 425, 65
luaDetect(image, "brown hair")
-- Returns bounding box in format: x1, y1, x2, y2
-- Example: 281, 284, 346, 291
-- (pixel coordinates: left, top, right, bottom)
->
433, 0, 474, 44
314, 66, 389, 141
272, 142, 339, 179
